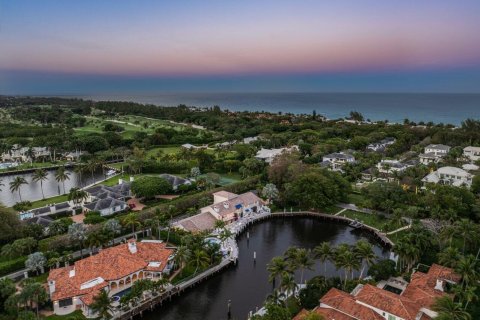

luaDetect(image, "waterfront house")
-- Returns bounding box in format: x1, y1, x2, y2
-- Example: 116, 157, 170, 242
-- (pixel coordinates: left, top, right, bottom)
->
174, 190, 268, 232
321, 152, 355, 171
294, 264, 460, 320
255, 145, 298, 164
422, 166, 473, 188
48, 240, 174, 318
159, 173, 192, 191
83, 183, 131, 216
463, 146, 480, 162
366, 138, 396, 153
419, 144, 451, 165
64, 151, 85, 162
1, 145, 51, 163
83, 197, 128, 216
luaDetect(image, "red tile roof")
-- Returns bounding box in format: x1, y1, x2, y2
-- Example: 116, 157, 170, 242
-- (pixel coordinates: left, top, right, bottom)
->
48, 241, 174, 304
293, 264, 459, 320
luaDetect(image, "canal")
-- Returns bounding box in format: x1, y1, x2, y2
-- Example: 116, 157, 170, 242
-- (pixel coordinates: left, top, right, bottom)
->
144, 217, 389, 320
0, 169, 106, 206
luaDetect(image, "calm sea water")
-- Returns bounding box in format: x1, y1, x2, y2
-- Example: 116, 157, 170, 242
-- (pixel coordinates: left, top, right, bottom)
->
78, 92, 480, 125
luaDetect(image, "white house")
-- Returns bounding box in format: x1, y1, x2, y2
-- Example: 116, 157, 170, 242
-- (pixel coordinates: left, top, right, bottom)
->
255, 145, 298, 164
422, 166, 474, 188
376, 159, 412, 174
322, 152, 355, 171
463, 146, 480, 162
419, 144, 451, 165
366, 137, 396, 153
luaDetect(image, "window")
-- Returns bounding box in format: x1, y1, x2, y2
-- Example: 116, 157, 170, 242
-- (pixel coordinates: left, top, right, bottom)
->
59, 298, 73, 307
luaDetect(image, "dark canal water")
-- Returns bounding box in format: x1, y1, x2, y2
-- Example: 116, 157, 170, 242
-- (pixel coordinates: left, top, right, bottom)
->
0, 169, 106, 206
144, 217, 389, 320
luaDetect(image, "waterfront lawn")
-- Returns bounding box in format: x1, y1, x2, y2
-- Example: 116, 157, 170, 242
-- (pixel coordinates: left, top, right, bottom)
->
341, 210, 388, 231
30, 194, 69, 209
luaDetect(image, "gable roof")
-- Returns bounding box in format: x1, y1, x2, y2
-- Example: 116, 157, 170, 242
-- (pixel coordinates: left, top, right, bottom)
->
159, 174, 190, 187
84, 197, 126, 211
321, 288, 384, 320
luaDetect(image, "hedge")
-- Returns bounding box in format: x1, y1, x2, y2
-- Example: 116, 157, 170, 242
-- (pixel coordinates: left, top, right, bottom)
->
0, 256, 27, 276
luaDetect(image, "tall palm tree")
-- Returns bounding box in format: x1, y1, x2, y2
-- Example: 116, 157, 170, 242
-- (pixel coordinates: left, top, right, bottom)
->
174, 246, 190, 270
284, 246, 300, 273
266, 289, 286, 306
122, 213, 142, 236
438, 246, 461, 269
74, 163, 87, 187
456, 255, 478, 289
432, 296, 471, 320
355, 240, 376, 279
335, 249, 360, 287
90, 289, 113, 320
55, 167, 70, 194
191, 249, 209, 274
267, 256, 289, 286
453, 284, 478, 310
68, 187, 88, 209
9, 176, 28, 201
454, 219, 477, 254
32, 169, 48, 199
280, 273, 297, 296
314, 242, 332, 275
295, 248, 314, 284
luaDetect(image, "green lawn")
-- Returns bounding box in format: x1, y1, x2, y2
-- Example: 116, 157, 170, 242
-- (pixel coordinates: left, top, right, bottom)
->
30, 194, 69, 209
146, 146, 181, 158
347, 192, 366, 206
341, 210, 388, 231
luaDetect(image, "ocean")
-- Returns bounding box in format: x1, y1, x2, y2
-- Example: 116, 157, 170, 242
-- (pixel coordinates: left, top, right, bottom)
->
77, 92, 480, 125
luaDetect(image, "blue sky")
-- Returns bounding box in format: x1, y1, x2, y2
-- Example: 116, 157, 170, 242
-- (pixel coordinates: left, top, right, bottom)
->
1, 0, 480, 94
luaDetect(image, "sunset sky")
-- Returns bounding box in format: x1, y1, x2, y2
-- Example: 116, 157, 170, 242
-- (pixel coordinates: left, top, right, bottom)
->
1, 0, 480, 94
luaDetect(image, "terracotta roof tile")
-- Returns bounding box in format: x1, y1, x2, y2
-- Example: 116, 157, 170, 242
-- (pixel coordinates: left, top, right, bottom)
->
48, 241, 173, 304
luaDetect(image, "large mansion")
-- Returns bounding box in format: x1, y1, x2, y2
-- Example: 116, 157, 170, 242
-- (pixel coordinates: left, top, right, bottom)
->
48, 240, 174, 318
294, 264, 460, 320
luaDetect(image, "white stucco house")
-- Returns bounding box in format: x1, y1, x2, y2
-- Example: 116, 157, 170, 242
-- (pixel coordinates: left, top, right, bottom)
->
419, 144, 451, 165
463, 146, 480, 162
255, 145, 298, 164
321, 152, 355, 171
422, 166, 474, 188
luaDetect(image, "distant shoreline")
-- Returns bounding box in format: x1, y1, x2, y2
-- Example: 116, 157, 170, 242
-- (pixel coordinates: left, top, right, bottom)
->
4, 92, 480, 125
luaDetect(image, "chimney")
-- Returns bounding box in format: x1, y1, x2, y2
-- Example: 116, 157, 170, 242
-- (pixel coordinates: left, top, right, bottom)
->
434, 279, 444, 292
223, 202, 229, 209
213, 206, 219, 213
128, 241, 137, 254
69, 268, 75, 278
48, 280, 56, 294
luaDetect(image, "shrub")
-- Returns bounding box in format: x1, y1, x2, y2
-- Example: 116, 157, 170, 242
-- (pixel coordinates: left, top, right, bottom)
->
0, 256, 27, 276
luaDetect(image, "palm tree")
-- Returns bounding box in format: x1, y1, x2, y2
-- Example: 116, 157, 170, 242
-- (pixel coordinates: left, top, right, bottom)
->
103, 219, 122, 245
218, 228, 233, 247
87, 231, 108, 253
32, 169, 48, 199
90, 290, 113, 320
453, 284, 478, 310
191, 249, 209, 274
456, 255, 478, 289
432, 296, 471, 320
122, 213, 141, 236
355, 240, 376, 279
9, 176, 28, 201
313, 242, 332, 275
334, 249, 360, 287
68, 223, 87, 258
68, 187, 88, 209
55, 167, 70, 194
295, 248, 314, 284
74, 163, 87, 187
280, 273, 297, 296
86, 158, 99, 183
454, 219, 477, 254
267, 256, 289, 286
174, 246, 190, 270
438, 246, 461, 268
284, 246, 300, 272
